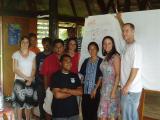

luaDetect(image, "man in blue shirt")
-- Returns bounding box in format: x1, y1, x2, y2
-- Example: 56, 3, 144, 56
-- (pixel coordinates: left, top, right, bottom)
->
35, 37, 52, 119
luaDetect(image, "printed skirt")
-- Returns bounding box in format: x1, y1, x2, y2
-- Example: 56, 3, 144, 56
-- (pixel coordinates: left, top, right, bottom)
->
12, 79, 38, 109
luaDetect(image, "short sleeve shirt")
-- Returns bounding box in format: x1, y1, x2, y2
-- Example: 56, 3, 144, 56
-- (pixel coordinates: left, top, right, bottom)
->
12, 51, 36, 80
35, 52, 52, 83
40, 53, 61, 85
50, 71, 81, 118
121, 41, 143, 92
36, 52, 52, 74
71, 52, 80, 74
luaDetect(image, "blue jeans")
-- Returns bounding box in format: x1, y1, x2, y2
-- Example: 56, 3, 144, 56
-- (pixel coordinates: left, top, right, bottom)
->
121, 92, 141, 120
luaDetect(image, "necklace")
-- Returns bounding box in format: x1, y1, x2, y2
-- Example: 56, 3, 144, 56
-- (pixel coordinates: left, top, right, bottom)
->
89, 57, 98, 63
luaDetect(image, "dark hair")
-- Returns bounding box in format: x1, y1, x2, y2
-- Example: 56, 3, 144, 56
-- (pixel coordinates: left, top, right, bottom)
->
52, 39, 64, 47
42, 37, 52, 45
28, 33, 37, 39
60, 54, 71, 62
19, 36, 29, 47
88, 42, 99, 51
65, 38, 78, 52
123, 23, 135, 30
102, 36, 119, 61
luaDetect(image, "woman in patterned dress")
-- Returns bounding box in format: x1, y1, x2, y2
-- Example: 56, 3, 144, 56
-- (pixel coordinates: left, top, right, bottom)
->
98, 36, 121, 120
12, 36, 37, 120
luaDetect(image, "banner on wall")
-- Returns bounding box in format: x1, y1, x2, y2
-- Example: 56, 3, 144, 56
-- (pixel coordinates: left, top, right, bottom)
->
8, 24, 21, 45
80, 10, 160, 91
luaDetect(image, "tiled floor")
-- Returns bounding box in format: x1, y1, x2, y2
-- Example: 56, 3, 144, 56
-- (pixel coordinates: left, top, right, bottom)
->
5, 93, 160, 120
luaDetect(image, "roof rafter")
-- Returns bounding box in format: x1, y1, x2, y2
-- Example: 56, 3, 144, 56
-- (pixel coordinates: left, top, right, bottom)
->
0, 9, 37, 17
124, 0, 131, 12
69, 0, 77, 17
0, 0, 3, 9
84, 0, 92, 15
97, 0, 106, 14
27, 0, 37, 11
146, 0, 152, 9
97, 0, 114, 14
137, 0, 148, 10
105, 0, 114, 14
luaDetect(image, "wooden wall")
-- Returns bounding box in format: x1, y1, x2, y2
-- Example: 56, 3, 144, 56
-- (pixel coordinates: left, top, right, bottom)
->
2, 16, 37, 96
0, 16, 2, 90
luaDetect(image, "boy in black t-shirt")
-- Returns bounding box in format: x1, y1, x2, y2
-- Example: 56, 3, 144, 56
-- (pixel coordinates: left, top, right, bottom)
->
50, 54, 82, 120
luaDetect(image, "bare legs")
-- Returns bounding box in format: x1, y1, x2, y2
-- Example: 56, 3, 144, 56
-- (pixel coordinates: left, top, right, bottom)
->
17, 109, 22, 120
17, 108, 31, 120
25, 109, 31, 120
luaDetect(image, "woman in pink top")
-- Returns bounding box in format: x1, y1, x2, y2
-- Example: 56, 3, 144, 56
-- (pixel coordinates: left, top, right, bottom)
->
65, 38, 80, 73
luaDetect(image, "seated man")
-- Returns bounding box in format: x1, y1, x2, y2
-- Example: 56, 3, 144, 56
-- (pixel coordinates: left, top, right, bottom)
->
50, 54, 82, 120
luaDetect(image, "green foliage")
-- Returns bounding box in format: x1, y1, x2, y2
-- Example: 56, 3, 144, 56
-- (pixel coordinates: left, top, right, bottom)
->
59, 29, 68, 40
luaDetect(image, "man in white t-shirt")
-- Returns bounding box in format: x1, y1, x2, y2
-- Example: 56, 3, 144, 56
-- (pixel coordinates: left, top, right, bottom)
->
121, 23, 143, 120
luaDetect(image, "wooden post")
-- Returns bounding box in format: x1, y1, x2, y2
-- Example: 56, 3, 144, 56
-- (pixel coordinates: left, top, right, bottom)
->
139, 89, 160, 120
69, 0, 77, 17
139, 89, 145, 120
49, 0, 58, 40
84, 0, 92, 15
0, 16, 3, 92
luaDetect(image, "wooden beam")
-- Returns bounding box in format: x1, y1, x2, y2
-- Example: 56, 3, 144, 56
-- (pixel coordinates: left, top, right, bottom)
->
38, 15, 84, 25
137, 0, 140, 10
0, 0, 3, 9
0, 9, 37, 17
137, 0, 148, 10
0, 8, 84, 24
49, 0, 58, 40
139, 89, 145, 120
36, 10, 48, 16
124, 0, 131, 12
0, 9, 50, 17
58, 15, 84, 24
69, 0, 77, 17
143, 0, 149, 10
27, 0, 37, 11
97, 0, 114, 14
84, 0, 92, 15
112, 0, 117, 13
105, 0, 114, 14
146, 0, 152, 9
97, 0, 106, 14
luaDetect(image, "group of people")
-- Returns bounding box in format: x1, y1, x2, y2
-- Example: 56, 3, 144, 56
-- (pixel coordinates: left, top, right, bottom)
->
11, 15, 142, 120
